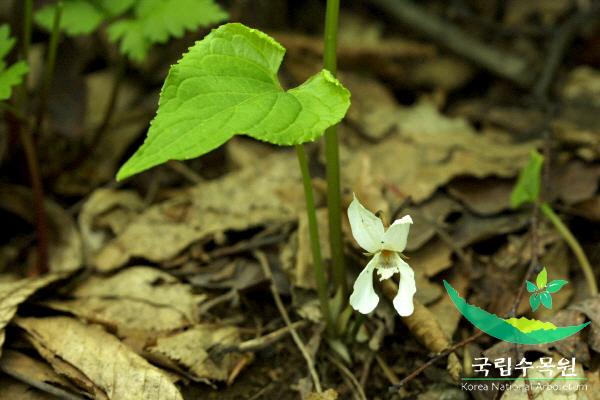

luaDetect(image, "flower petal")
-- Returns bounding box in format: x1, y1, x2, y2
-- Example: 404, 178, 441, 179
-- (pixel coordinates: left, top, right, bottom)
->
392, 259, 416, 316
348, 194, 385, 253
375, 251, 402, 281
382, 215, 412, 252
349, 254, 380, 314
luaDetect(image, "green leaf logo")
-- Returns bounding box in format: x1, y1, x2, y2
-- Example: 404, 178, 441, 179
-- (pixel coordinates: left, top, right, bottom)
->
117, 23, 351, 180
526, 267, 566, 311
546, 279, 568, 293
536, 267, 547, 289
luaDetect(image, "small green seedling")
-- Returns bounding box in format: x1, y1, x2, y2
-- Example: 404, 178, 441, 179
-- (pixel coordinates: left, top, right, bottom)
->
0, 25, 29, 101
35, 0, 228, 61
117, 23, 350, 180
526, 267, 568, 311
510, 150, 598, 296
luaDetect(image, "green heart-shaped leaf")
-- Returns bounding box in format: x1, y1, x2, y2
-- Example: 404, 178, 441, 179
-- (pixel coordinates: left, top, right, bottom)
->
539, 291, 552, 309
117, 23, 351, 180
529, 293, 541, 312
536, 267, 547, 289
526, 280, 537, 293
546, 279, 568, 294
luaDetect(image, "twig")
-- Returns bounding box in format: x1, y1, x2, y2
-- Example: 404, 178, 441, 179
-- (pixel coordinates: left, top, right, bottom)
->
166, 161, 203, 184
254, 250, 322, 392
326, 353, 367, 400
533, 3, 600, 100
389, 330, 485, 391
368, 0, 533, 87
375, 354, 400, 385
217, 321, 308, 354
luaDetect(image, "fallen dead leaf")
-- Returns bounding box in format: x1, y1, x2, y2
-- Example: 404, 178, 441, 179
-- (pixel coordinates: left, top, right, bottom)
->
344, 100, 538, 204
0, 273, 69, 357
146, 324, 243, 383
16, 316, 183, 400
447, 177, 513, 215
0, 374, 57, 400
78, 188, 144, 263
94, 152, 305, 271
0, 349, 87, 399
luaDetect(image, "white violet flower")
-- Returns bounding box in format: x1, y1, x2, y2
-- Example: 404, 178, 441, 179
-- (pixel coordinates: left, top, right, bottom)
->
348, 194, 416, 317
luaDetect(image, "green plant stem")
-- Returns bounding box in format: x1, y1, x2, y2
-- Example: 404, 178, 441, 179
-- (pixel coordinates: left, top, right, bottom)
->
323, 0, 346, 297
23, 0, 33, 60
541, 202, 598, 296
35, 0, 63, 135
296, 145, 333, 336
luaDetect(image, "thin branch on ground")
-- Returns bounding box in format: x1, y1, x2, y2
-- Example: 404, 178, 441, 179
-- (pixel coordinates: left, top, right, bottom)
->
326, 352, 367, 400
217, 321, 308, 354
254, 250, 323, 393
368, 0, 533, 86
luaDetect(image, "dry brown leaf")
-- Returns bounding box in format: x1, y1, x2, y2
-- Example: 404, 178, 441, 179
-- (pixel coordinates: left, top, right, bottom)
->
447, 177, 513, 215
0, 273, 68, 356
62, 266, 203, 324
0, 374, 56, 400
305, 388, 339, 400
382, 280, 462, 381
344, 100, 538, 204
292, 208, 330, 290
551, 159, 600, 205
0, 349, 87, 399
16, 316, 182, 400
78, 188, 144, 262
570, 296, 600, 353
405, 194, 463, 252
94, 152, 304, 271
146, 324, 242, 382
0, 184, 82, 272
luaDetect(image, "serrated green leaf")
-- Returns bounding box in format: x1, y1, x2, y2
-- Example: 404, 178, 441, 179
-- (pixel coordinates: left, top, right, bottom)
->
526, 280, 537, 293
546, 279, 568, 294
117, 23, 351, 180
0, 25, 16, 63
0, 25, 28, 101
539, 291, 552, 309
35, 0, 136, 36
0, 61, 29, 101
510, 149, 543, 208
107, 0, 227, 62
536, 267, 547, 289
529, 293, 541, 312
36, 0, 104, 35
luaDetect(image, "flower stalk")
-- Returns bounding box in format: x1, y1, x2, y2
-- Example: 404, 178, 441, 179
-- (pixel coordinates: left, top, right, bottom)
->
295, 145, 334, 335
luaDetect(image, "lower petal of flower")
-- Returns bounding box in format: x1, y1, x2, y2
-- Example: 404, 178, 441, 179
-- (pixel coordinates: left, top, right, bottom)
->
393, 260, 416, 316
350, 254, 380, 314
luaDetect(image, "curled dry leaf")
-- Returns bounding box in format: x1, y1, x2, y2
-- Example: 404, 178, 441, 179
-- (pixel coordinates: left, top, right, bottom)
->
447, 177, 514, 216
0, 349, 87, 399
94, 153, 305, 271
344, 100, 538, 204
0, 273, 69, 356
0, 184, 82, 272
78, 188, 144, 262
0, 374, 56, 400
146, 325, 242, 382
15, 316, 183, 400
381, 280, 462, 381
